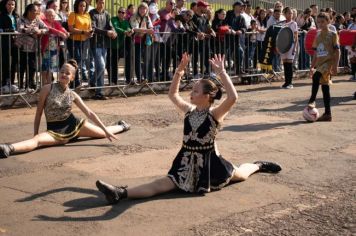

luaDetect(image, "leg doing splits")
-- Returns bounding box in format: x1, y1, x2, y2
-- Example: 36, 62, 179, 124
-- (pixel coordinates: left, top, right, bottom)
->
0, 120, 131, 159
96, 161, 281, 205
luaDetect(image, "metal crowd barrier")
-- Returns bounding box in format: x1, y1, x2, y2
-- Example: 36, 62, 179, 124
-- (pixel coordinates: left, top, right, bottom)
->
0, 30, 351, 108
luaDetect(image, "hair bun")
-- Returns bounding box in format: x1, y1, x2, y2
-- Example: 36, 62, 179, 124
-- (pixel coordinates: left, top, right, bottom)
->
67, 59, 78, 70
213, 87, 223, 100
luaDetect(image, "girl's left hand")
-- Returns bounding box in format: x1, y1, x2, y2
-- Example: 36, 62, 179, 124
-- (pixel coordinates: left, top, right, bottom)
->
209, 54, 225, 73
105, 131, 118, 142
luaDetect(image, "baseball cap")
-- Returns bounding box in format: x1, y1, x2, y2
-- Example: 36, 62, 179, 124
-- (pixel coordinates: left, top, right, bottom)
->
197, 1, 210, 8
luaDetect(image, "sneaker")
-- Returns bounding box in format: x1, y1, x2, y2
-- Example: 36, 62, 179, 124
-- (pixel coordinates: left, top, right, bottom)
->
0, 144, 14, 159
317, 113, 332, 122
308, 101, 316, 109
96, 180, 128, 204
118, 120, 131, 132
254, 161, 282, 173
26, 88, 36, 94
1, 85, 10, 94
193, 74, 201, 80
10, 85, 19, 93
281, 83, 288, 88
286, 84, 294, 89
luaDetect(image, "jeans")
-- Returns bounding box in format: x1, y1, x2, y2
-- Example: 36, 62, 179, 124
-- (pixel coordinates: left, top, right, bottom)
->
272, 51, 281, 72
106, 41, 132, 84
248, 42, 257, 68
19, 51, 36, 89
192, 39, 211, 76
67, 39, 89, 87
134, 42, 153, 82
298, 33, 310, 70
90, 47, 107, 96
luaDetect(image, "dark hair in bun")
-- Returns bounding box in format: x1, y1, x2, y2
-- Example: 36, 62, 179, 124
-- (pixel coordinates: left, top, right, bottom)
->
200, 79, 222, 103
66, 59, 78, 71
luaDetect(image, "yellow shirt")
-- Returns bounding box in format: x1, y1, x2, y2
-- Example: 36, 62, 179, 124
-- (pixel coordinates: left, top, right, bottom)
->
68, 12, 91, 41
312, 30, 339, 84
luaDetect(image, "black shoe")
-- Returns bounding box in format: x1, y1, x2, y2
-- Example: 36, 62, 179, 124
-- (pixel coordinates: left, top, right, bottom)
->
93, 94, 109, 100
96, 180, 128, 204
0, 143, 14, 159
118, 120, 131, 132
254, 161, 282, 173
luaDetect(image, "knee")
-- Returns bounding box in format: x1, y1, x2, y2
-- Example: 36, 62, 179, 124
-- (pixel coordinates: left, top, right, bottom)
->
233, 171, 249, 182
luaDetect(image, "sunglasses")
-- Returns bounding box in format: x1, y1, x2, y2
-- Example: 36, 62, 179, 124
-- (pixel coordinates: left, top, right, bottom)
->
62, 2, 68, 3
119, 11, 125, 14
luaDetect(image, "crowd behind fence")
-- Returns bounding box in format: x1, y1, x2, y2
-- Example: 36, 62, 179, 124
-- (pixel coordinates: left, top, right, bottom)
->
0, 0, 355, 102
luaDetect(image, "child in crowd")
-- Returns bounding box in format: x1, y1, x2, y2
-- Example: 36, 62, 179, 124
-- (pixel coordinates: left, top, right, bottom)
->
247, 19, 258, 68
280, 7, 298, 89
308, 12, 340, 121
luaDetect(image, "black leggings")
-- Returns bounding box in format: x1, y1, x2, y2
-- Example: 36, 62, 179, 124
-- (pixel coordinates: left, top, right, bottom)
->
308, 71, 331, 115
283, 62, 293, 85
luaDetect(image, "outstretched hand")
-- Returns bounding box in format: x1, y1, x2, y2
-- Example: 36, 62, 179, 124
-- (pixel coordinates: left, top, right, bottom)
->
209, 54, 225, 73
105, 131, 118, 142
176, 52, 190, 73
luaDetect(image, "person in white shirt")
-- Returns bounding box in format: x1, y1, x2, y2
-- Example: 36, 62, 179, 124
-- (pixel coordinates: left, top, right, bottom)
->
273, 1, 286, 21
241, 2, 253, 29
280, 7, 298, 89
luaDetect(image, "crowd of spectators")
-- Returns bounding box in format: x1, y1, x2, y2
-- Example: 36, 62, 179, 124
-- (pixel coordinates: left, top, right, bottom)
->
0, 0, 355, 98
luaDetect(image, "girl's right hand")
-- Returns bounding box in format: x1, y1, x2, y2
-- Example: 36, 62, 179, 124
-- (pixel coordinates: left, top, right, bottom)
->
309, 68, 314, 78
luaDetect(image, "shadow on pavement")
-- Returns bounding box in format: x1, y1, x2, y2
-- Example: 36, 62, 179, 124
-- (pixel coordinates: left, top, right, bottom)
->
16, 186, 203, 221
257, 96, 354, 113
222, 120, 306, 132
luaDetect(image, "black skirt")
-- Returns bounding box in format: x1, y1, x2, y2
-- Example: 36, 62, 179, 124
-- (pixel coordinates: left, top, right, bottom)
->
167, 147, 235, 194
47, 114, 85, 141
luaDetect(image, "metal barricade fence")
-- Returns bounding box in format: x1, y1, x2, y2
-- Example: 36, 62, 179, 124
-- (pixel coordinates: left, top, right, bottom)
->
0, 29, 351, 107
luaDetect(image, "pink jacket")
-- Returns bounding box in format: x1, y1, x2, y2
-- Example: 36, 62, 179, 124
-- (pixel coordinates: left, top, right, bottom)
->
41, 19, 67, 53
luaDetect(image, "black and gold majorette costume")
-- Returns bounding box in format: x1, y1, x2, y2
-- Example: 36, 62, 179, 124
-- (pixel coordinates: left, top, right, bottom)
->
44, 83, 85, 141
168, 108, 235, 193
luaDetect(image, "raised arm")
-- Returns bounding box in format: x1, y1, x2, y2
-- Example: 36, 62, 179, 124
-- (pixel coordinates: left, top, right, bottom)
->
210, 54, 238, 122
168, 53, 194, 113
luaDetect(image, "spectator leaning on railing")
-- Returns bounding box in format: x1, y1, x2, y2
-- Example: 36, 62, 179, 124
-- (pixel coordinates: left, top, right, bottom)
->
89, 0, 117, 100
192, 0, 214, 77
157, 0, 176, 81
16, 3, 48, 92
67, 0, 93, 88
225, 0, 246, 74
106, 7, 133, 85
41, 9, 69, 85
211, 8, 231, 55
0, 0, 20, 94
130, 2, 155, 84
256, 8, 267, 68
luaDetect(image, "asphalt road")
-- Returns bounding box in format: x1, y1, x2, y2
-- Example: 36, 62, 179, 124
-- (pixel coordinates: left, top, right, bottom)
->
0, 75, 355, 236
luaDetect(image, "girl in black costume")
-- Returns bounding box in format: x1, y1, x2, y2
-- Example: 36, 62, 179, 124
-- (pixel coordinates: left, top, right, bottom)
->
96, 53, 281, 204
